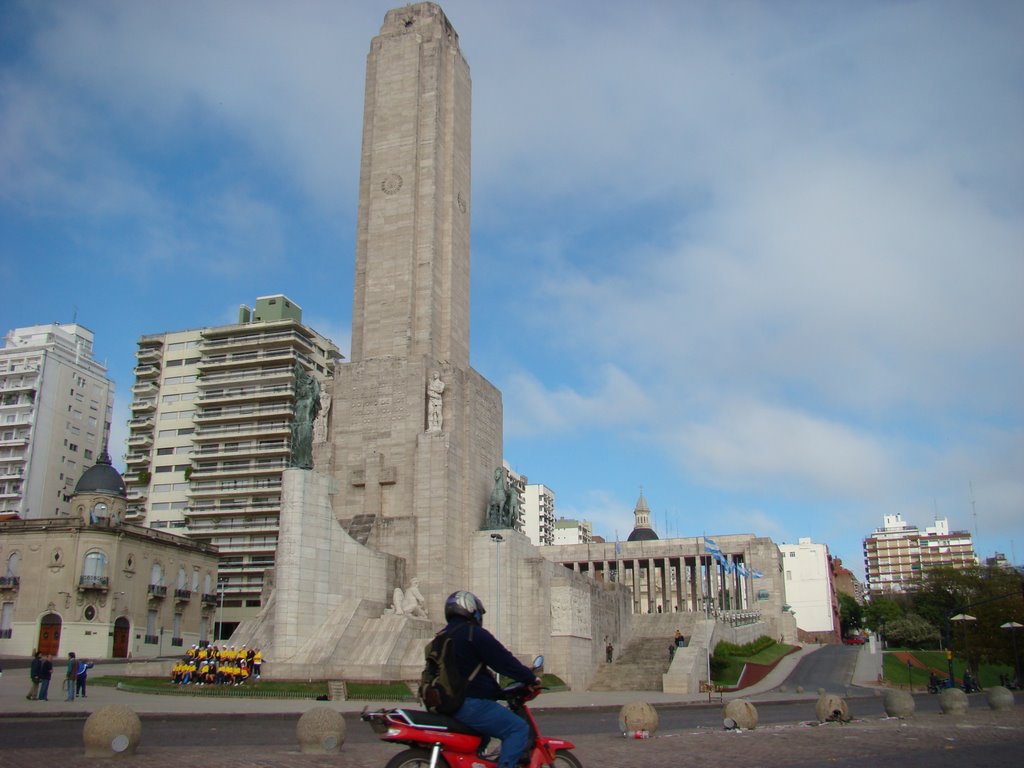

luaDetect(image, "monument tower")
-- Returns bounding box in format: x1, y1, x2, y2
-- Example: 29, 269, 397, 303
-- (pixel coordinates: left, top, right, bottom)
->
325, 2, 502, 612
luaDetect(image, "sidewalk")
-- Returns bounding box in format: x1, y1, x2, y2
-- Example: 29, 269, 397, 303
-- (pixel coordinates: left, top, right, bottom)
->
0, 644, 880, 717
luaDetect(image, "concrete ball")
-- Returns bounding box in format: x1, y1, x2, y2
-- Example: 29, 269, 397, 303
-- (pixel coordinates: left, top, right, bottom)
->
82, 705, 142, 757
618, 701, 659, 735
883, 689, 916, 718
815, 693, 849, 723
939, 687, 969, 715
795, 685, 804, 693
986, 686, 1015, 711
722, 699, 758, 730
296, 705, 347, 753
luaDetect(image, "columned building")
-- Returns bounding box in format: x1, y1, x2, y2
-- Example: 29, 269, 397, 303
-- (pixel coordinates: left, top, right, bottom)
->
123, 295, 340, 632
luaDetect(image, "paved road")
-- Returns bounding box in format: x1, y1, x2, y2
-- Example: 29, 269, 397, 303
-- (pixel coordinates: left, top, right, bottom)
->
783, 643, 862, 694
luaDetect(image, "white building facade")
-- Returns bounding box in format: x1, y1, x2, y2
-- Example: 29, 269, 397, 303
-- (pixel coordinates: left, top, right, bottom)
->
0, 324, 114, 519
123, 296, 340, 633
779, 537, 840, 643
863, 513, 977, 597
554, 517, 593, 545
522, 483, 555, 546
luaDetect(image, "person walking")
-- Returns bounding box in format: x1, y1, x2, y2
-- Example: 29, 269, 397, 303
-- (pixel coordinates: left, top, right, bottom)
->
76, 658, 94, 697
27, 651, 42, 700
64, 652, 77, 701
37, 654, 53, 700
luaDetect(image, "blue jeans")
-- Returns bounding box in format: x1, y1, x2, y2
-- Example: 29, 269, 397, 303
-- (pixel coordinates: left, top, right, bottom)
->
454, 697, 529, 768
38, 679, 51, 700
65, 678, 75, 701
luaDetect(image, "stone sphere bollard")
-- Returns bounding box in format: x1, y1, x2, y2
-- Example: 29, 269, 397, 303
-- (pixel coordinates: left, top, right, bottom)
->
618, 701, 659, 736
815, 693, 849, 722
986, 686, 1015, 711
82, 705, 142, 757
722, 699, 758, 730
296, 706, 347, 753
939, 687, 969, 715
883, 689, 915, 718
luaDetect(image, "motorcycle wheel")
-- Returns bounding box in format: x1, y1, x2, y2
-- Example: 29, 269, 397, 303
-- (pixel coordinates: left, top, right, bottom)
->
551, 749, 583, 767
384, 748, 449, 768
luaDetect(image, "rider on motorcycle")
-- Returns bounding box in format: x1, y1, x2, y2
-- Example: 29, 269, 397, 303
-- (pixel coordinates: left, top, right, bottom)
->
443, 590, 541, 768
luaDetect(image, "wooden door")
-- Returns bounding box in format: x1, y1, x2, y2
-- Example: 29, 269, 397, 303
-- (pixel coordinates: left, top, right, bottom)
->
37, 613, 62, 656
112, 617, 130, 658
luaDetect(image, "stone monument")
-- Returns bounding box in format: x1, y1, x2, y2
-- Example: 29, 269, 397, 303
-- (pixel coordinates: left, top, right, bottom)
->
232, 2, 630, 688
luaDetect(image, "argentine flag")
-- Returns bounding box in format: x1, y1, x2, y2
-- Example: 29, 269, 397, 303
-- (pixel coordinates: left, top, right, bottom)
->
704, 537, 721, 554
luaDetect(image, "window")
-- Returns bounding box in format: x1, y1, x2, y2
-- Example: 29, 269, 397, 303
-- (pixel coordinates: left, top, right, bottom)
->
150, 562, 164, 586
5, 551, 19, 578
83, 551, 107, 577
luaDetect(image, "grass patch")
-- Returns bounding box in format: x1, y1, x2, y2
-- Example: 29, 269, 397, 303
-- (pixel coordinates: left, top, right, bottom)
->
92, 676, 327, 698
345, 681, 416, 701
710, 640, 798, 686
882, 652, 1015, 689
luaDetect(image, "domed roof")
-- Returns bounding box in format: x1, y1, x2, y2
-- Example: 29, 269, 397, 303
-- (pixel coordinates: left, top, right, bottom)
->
626, 489, 659, 541
627, 526, 660, 542
74, 449, 127, 497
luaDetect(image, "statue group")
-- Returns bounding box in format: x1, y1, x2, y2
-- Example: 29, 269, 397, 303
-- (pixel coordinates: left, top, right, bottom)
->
484, 467, 521, 530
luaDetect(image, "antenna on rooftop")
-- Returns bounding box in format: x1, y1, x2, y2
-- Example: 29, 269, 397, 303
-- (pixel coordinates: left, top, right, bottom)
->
969, 480, 978, 539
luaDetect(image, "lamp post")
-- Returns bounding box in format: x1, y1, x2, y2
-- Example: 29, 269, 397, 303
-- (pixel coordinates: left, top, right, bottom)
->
951, 613, 977, 684
217, 577, 227, 641
1001, 621, 1023, 686
490, 533, 504, 639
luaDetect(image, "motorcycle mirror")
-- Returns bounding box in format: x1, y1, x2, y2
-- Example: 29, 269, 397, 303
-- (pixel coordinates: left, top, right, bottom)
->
532, 655, 544, 671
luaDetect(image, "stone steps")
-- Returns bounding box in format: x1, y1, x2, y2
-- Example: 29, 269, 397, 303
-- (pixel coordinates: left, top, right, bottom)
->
589, 636, 674, 691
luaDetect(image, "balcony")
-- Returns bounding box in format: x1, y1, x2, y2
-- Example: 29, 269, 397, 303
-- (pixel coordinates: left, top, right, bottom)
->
78, 575, 109, 591
125, 452, 150, 467
201, 593, 219, 605
193, 404, 292, 424
0, 575, 19, 589
192, 421, 289, 441
174, 588, 192, 601
148, 584, 167, 598
135, 346, 163, 364
144, 634, 159, 645
196, 385, 291, 406
127, 434, 153, 449
133, 364, 161, 379
131, 380, 158, 396
201, 328, 314, 353
196, 365, 293, 388
130, 399, 156, 414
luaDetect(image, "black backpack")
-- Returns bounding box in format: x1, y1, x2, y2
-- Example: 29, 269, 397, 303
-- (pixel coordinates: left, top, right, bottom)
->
418, 625, 483, 714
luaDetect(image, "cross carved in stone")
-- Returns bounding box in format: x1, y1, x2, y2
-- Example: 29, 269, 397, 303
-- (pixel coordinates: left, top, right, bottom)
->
349, 452, 397, 516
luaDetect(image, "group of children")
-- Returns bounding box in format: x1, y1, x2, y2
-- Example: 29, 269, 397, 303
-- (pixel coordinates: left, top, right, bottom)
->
170, 644, 263, 686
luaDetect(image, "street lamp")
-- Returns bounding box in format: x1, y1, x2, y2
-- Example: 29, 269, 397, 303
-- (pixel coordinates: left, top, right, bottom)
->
951, 613, 977, 684
1001, 621, 1023, 687
490, 533, 504, 639
217, 577, 227, 641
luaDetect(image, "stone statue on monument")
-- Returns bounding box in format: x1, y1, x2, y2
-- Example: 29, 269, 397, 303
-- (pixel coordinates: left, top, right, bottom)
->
390, 578, 428, 619
289, 363, 321, 469
313, 388, 332, 443
426, 370, 445, 432
484, 467, 521, 530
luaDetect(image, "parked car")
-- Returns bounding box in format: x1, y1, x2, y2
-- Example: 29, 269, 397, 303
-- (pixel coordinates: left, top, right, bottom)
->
843, 635, 866, 645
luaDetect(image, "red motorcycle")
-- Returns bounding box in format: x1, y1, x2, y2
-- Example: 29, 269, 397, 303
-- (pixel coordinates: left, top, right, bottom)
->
362, 655, 582, 768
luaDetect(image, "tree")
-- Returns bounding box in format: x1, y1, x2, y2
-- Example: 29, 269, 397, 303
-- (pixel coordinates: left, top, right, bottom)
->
883, 613, 940, 649
837, 592, 863, 637
863, 597, 902, 632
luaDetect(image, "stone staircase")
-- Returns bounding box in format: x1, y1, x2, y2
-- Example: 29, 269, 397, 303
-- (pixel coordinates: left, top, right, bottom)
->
589, 636, 674, 691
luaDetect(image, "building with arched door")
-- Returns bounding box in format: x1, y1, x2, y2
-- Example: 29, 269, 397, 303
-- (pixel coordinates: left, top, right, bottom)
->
0, 451, 218, 659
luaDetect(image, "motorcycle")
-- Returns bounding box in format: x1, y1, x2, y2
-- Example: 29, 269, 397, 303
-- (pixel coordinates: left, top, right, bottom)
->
362, 655, 582, 768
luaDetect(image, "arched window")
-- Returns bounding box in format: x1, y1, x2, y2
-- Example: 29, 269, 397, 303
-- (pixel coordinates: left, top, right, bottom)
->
5, 551, 19, 578
176, 566, 187, 590
150, 562, 163, 586
83, 551, 107, 578
191, 568, 200, 592
204, 572, 212, 595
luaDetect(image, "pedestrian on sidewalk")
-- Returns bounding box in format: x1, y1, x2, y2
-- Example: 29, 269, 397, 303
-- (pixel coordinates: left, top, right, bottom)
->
64, 652, 77, 701
76, 658, 94, 698
27, 651, 42, 700
38, 654, 53, 700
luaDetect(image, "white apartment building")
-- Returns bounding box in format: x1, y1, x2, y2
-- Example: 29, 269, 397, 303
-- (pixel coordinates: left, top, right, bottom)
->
554, 517, 593, 546
123, 296, 340, 633
0, 324, 114, 519
863, 513, 977, 597
779, 537, 840, 642
522, 483, 556, 546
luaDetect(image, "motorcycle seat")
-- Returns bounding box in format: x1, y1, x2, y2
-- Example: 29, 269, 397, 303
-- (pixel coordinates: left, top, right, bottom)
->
390, 708, 483, 736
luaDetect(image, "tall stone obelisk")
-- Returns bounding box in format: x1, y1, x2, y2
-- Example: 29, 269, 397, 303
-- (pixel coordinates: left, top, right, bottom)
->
326, 3, 502, 610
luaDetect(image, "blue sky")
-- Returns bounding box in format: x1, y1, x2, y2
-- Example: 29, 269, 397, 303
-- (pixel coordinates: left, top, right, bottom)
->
2, 1, 1022, 580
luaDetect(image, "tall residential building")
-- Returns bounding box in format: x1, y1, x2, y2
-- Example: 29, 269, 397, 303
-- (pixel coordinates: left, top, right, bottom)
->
123, 296, 341, 632
779, 538, 841, 643
0, 324, 114, 519
554, 517, 593, 545
863, 513, 978, 597
522, 483, 555, 546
